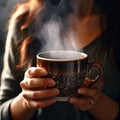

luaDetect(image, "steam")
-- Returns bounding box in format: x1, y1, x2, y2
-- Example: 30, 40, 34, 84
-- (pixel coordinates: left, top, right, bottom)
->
40, 17, 64, 51
36, 0, 81, 52
37, 15, 79, 52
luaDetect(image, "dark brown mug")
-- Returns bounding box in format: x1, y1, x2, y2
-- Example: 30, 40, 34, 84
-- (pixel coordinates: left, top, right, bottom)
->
36, 51, 103, 101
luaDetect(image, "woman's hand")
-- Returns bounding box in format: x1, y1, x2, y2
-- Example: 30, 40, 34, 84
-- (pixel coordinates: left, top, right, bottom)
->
20, 67, 60, 109
69, 78, 103, 111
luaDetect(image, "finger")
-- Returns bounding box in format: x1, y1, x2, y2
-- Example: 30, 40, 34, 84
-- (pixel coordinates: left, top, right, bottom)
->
70, 96, 92, 106
20, 78, 55, 89
25, 97, 56, 108
69, 96, 95, 111
77, 87, 100, 97
25, 67, 47, 78
22, 88, 60, 100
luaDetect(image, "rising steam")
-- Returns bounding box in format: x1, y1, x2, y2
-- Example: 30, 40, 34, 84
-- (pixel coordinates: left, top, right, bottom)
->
36, 0, 82, 52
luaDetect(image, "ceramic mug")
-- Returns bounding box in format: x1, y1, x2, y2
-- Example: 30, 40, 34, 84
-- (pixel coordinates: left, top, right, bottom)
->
37, 51, 103, 101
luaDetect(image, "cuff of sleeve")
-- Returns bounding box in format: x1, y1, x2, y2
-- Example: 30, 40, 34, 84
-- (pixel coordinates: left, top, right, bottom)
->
0, 99, 14, 120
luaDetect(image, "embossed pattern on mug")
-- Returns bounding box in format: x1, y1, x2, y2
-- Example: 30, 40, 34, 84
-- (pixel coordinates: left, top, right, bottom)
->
47, 71, 86, 97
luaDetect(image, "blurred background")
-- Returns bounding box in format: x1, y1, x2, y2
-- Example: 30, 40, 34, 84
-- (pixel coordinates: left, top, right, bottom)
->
0, 0, 24, 76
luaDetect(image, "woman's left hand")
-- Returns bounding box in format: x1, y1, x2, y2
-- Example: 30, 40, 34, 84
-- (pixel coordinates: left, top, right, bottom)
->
69, 78, 103, 111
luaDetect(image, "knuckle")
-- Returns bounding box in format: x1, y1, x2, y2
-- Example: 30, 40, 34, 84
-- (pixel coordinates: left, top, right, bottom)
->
20, 81, 24, 87
52, 88, 60, 95
20, 81, 26, 89
31, 92, 37, 98
25, 67, 37, 77
28, 79, 34, 86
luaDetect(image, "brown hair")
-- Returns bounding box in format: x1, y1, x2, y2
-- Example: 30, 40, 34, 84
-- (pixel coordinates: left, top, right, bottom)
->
9, 0, 44, 69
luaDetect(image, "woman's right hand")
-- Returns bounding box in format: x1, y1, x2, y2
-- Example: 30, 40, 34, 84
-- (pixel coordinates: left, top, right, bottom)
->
20, 67, 60, 109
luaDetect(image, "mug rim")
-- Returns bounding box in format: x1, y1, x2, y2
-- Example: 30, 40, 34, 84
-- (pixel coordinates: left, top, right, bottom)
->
37, 50, 88, 62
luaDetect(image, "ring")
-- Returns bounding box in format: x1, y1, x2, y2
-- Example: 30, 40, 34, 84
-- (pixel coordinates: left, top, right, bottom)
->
90, 99, 94, 105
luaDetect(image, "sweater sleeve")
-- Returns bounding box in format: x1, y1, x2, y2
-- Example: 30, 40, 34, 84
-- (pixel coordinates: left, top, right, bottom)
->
0, 99, 14, 120
0, 16, 24, 120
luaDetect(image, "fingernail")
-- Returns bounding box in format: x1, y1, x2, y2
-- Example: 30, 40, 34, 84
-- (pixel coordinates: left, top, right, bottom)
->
55, 89, 60, 95
39, 68, 48, 76
48, 79, 56, 86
